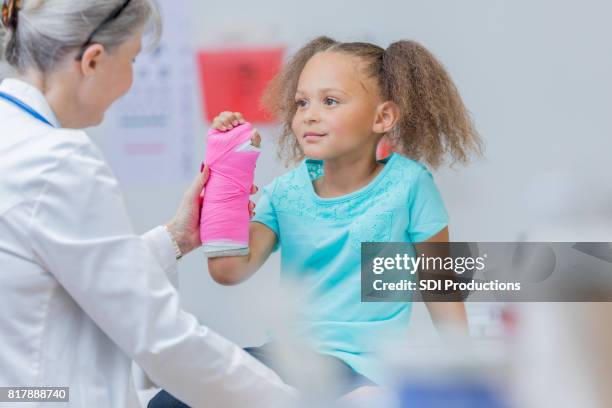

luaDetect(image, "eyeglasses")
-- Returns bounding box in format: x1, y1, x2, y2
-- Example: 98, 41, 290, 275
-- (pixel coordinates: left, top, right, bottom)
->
75, 0, 132, 60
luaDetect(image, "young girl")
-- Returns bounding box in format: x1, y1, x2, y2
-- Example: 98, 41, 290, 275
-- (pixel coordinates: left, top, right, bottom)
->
151, 36, 481, 407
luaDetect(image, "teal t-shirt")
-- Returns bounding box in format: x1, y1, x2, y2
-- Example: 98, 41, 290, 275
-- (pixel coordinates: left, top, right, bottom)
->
252, 153, 448, 384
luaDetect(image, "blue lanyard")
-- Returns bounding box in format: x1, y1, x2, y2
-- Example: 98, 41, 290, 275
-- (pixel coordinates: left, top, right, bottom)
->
0, 91, 54, 127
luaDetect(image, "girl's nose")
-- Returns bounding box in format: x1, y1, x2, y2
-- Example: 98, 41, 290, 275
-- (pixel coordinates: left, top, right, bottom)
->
303, 106, 320, 123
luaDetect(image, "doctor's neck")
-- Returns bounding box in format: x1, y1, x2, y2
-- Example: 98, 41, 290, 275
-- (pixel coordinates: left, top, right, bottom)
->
17, 67, 92, 129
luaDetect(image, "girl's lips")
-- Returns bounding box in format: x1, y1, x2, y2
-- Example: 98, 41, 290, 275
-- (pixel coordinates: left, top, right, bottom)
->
303, 132, 327, 138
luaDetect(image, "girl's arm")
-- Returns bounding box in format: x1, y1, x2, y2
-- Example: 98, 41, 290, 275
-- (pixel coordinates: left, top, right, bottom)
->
208, 222, 276, 285
415, 227, 469, 332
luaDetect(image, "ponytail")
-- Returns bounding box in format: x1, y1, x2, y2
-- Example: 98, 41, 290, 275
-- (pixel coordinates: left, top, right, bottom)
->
382, 40, 482, 168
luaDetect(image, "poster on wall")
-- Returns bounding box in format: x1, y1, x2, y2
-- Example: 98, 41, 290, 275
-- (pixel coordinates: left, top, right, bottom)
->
102, 1, 199, 185
196, 47, 284, 123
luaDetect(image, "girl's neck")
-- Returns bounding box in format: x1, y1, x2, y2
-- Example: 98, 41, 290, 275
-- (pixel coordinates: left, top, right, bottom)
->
315, 150, 384, 198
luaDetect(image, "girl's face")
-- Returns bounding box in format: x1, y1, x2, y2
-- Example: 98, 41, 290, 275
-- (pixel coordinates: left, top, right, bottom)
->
292, 51, 383, 162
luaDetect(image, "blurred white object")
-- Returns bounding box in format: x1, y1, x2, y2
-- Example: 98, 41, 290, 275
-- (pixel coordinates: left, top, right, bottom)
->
337, 386, 400, 408
137, 387, 161, 407
381, 325, 510, 408
512, 214, 612, 408
512, 303, 612, 408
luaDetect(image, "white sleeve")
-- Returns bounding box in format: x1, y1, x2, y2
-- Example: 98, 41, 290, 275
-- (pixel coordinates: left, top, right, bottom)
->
142, 226, 179, 288
29, 139, 296, 408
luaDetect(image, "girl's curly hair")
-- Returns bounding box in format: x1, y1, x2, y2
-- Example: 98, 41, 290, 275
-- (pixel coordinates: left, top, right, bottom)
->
262, 36, 482, 168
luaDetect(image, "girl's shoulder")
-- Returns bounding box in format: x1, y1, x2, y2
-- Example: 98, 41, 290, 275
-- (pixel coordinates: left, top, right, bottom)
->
265, 160, 311, 193
387, 153, 440, 188
390, 153, 429, 174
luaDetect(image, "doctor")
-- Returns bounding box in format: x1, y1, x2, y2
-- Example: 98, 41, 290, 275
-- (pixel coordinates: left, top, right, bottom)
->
0, 0, 295, 407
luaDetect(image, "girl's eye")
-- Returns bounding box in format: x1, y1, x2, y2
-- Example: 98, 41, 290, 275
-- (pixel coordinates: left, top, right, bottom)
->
324, 97, 338, 106
295, 99, 308, 108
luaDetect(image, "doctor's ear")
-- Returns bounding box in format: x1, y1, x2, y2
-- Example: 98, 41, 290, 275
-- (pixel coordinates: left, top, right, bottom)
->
372, 101, 400, 135
78, 44, 106, 76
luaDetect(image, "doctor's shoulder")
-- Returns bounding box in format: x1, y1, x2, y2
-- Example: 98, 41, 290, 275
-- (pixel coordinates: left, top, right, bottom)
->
20, 124, 93, 164
1, 127, 112, 214
24, 127, 114, 191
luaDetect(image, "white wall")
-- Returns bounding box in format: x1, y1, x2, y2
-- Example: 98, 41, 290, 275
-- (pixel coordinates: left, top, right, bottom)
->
91, 0, 612, 346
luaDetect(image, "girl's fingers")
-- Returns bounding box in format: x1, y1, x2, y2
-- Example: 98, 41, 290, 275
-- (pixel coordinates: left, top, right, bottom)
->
212, 111, 246, 131
213, 120, 229, 131
213, 112, 230, 130
223, 112, 243, 128
233, 112, 245, 124
221, 112, 232, 127
251, 129, 261, 147
222, 112, 236, 125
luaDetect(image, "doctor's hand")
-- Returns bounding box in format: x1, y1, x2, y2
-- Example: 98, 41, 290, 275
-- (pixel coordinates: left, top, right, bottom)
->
165, 166, 210, 256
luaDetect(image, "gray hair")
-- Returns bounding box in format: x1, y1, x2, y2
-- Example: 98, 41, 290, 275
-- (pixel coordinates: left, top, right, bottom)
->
0, 0, 161, 78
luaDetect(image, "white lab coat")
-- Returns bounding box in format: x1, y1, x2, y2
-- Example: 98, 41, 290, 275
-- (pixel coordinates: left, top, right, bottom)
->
0, 79, 295, 407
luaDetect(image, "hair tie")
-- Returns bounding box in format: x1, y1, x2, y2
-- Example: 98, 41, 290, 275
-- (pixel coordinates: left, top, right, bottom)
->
1, 0, 21, 30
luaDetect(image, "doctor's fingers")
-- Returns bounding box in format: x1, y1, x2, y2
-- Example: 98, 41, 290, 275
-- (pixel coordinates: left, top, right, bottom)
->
248, 185, 258, 217
212, 111, 245, 131
196, 165, 210, 199
249, 200, 256, 218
